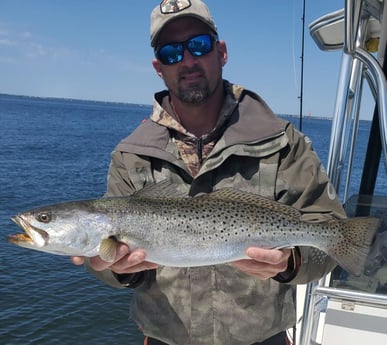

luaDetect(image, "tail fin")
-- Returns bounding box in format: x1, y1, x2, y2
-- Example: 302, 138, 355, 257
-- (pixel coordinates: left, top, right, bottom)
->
329, 217, 380, 276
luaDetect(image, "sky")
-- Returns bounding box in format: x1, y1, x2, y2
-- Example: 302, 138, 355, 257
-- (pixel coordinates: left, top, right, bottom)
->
0, 0, 375, 118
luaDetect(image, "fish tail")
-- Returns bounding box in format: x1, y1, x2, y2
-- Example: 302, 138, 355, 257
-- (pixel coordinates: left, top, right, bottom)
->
329, 217, 380, 276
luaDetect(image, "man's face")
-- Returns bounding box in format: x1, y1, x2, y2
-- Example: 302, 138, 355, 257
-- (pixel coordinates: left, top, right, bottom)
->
153, 17, 227, 105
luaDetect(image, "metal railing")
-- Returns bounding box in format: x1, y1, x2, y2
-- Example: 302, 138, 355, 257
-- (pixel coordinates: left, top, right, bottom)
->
299, 1, 387, 344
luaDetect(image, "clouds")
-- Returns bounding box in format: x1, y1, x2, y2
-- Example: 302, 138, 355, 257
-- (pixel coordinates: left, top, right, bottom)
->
0, 23, 17, 62
0, 16, 156, 103
0, 21, 69, 61
0, 22, 46, 61
0, 37, 16, 47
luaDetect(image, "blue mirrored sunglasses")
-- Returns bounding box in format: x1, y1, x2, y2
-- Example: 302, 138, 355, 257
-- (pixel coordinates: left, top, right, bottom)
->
155, 34, 217, 65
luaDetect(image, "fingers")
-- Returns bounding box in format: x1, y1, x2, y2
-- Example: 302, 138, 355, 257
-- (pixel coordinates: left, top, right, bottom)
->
71, 256, 85, 265
88, 243, 131, 271
109, 249, 159, 274
246, 247, 290, 266
231, 247, 291, 280
70, 243, 159, 274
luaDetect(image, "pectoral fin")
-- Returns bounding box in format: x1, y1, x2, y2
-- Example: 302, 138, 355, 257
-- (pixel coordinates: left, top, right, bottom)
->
99, 237, 118, 262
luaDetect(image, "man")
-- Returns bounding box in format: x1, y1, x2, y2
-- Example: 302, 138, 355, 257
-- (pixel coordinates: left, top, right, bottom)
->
72, 1, 345, 344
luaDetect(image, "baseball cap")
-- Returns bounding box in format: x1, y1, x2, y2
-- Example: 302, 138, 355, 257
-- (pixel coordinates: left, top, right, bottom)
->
150, 0, 217, 47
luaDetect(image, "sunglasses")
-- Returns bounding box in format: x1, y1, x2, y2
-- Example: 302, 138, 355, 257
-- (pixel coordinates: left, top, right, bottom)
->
155, 34, 217, 65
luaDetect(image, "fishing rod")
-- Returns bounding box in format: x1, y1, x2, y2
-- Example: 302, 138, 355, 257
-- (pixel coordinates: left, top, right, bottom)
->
293, 4, 306, 344
299, 0, 306, 132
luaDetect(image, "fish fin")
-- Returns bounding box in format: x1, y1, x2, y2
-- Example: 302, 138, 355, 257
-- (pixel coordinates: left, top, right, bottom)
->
99, 237, 118, 262
204, 188, 302, 218
329, 217, 380, 276
131, 180, 188, 199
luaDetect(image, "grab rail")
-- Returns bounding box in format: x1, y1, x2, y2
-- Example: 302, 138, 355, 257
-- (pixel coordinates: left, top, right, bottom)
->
354, 47, 387, 173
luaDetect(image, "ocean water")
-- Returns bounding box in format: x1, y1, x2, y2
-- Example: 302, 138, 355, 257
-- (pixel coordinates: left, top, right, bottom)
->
0, 94, 386, 344
0, 95, 149, 345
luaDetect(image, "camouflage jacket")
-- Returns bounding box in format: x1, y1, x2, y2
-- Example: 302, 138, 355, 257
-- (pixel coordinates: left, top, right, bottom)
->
86, 81, 346, 345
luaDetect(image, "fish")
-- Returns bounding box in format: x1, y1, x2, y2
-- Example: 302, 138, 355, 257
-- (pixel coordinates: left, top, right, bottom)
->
8, 182, 380, 276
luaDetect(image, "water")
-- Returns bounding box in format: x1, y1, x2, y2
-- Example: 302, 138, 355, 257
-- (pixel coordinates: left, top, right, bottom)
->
0, 95, 150, 345
0, 94, 386, 344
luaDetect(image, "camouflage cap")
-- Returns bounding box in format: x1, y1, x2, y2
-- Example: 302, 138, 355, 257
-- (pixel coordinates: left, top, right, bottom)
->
150, 0, 217, 47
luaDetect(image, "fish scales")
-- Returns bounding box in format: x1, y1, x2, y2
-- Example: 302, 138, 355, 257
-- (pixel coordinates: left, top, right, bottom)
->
110, 196, 341, 266
8, 184, 380, 276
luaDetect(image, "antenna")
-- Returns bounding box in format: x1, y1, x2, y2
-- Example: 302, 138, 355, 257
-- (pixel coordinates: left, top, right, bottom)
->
299, 0, 306, 131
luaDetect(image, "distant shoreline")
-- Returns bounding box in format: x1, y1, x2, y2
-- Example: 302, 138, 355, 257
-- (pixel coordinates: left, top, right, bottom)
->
0, 92, 349, 121
0, 92, 152, 109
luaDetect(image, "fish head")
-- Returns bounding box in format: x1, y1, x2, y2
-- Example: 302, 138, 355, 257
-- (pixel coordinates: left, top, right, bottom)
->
8, 200, 112, 257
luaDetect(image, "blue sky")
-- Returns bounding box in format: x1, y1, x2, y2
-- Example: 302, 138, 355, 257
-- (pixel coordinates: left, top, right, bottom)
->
0, 1, 370, 117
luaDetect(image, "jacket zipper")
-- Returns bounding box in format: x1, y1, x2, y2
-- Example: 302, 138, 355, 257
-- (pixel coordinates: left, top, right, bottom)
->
196, 138, 203, 165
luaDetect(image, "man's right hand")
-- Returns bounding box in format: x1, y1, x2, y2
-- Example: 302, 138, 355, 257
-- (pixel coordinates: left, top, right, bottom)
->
71, 243, 159, 273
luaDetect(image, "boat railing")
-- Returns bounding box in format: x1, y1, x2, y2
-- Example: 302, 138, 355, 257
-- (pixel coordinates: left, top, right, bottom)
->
299, 1, 387, 344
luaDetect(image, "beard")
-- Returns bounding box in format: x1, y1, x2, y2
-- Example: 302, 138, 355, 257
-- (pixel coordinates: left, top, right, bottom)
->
178, 84, 210, 104
176, 66, 211, 105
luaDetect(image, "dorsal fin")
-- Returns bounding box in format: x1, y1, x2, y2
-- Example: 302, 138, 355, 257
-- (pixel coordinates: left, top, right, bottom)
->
131, 180, 189, 199
204, 188, 302, 219
132, 182, 302, 219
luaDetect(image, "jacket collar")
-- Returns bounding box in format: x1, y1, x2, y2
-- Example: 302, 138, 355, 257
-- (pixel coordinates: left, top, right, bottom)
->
151, 80, 286, 146
116, 81, 288, 160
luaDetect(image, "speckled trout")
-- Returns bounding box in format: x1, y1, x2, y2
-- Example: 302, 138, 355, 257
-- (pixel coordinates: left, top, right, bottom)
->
8, 183, 380, 276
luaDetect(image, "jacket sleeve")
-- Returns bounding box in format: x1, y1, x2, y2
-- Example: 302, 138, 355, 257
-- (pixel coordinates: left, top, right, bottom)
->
84, 150, 152, 289
105, 150, 152, 197
276, 123, 346, 284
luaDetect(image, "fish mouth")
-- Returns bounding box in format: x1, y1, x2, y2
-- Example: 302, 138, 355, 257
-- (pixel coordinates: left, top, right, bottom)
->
9, 215, 49, 248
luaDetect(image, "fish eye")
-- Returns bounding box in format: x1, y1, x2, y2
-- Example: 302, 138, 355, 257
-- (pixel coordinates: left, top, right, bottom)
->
36, 212, 52, 223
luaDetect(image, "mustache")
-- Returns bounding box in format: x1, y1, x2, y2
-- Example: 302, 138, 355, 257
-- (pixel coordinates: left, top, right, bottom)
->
178, 65, 205, 78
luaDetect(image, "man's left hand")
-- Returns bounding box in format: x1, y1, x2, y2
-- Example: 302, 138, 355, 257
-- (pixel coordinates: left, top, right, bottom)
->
230, 247, 291, 280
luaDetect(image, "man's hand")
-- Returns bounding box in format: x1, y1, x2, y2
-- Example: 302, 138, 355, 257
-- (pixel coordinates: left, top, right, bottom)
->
230, 247, 291, 280
71, 243, 159, 273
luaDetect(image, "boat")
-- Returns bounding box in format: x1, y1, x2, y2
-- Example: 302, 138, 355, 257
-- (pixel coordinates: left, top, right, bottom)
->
297, 0, 387, 344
